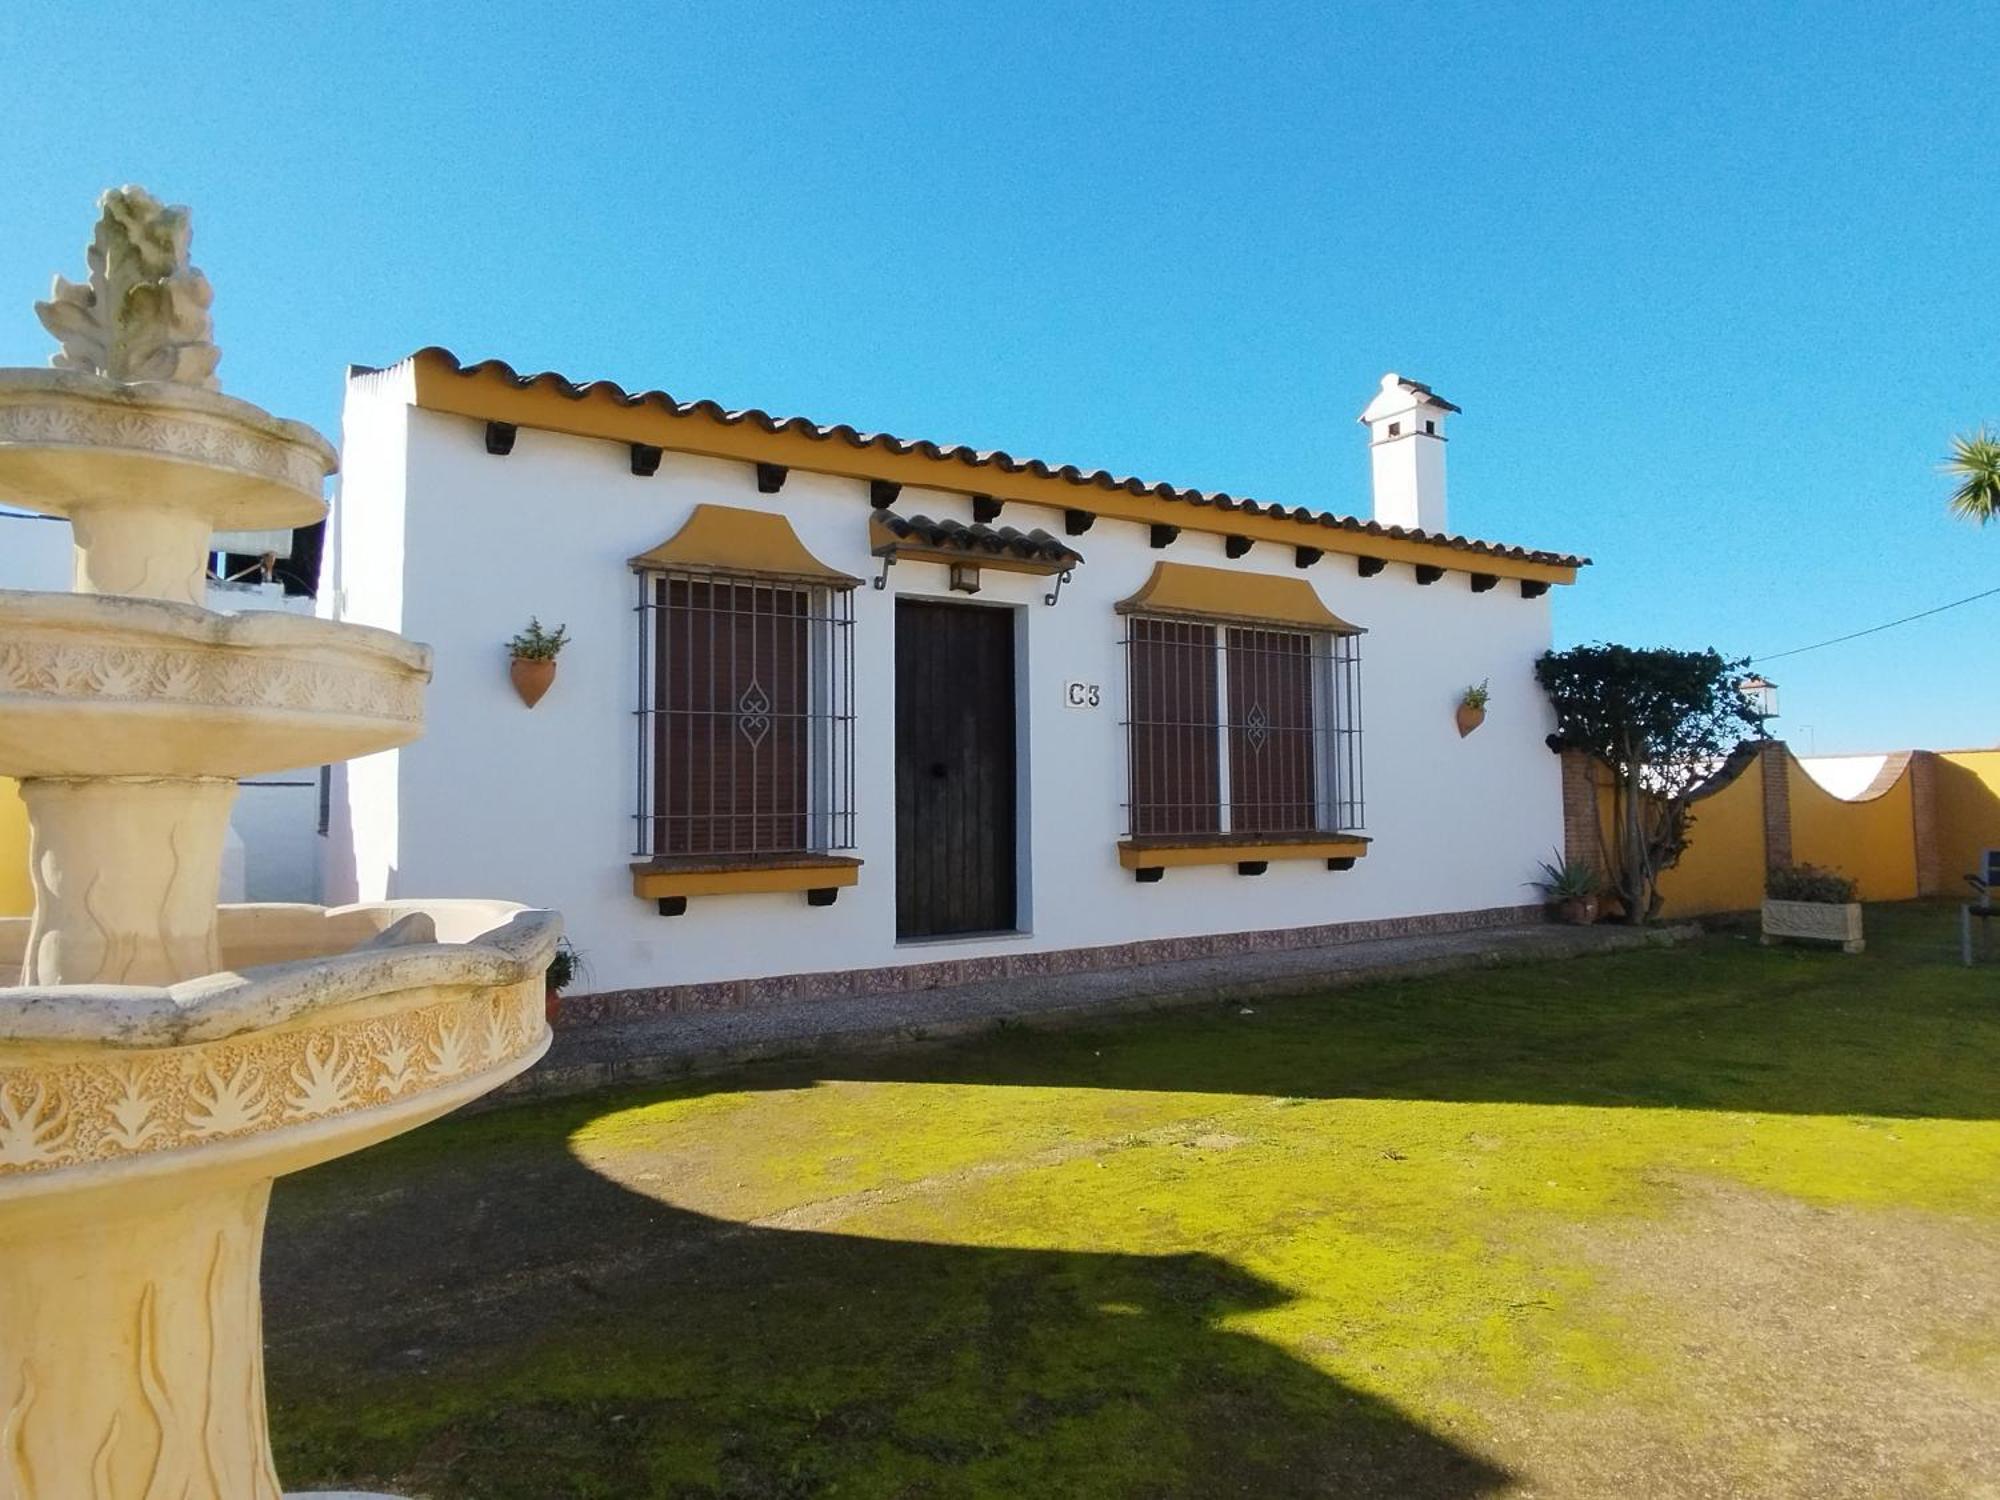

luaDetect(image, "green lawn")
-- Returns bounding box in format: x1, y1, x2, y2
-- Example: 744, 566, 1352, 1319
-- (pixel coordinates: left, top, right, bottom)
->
265, 905, 2000, 1498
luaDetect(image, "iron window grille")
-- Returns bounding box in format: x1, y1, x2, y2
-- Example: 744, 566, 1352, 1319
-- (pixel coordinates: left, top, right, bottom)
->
1123, 617, 1362, 838
634, 568, 856, 859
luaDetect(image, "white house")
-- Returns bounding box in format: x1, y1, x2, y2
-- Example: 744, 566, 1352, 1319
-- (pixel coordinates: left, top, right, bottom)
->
323, 355, 1586, 1019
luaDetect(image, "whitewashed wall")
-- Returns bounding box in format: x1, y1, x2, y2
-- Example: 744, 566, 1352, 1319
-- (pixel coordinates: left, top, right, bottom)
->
329, 385, 1564, 993
0, 509, 72, 590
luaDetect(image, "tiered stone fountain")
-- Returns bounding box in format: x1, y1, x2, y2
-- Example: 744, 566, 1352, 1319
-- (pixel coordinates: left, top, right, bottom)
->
0, 189, 559, 1498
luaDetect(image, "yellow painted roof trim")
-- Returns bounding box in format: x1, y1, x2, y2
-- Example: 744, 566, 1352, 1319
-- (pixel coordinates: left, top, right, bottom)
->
629, 503, 860, 587
1115, 562, 1362, 634
407, 351, 1582, 587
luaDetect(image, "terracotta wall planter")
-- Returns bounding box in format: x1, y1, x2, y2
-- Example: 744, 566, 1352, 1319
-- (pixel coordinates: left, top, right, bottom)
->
1455, 703, 1486, 738
510, 656, 556, 708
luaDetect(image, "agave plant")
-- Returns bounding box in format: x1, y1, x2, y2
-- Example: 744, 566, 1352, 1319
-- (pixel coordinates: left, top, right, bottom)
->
1944, 428, 2000, 526
1530, 851, 1602, 901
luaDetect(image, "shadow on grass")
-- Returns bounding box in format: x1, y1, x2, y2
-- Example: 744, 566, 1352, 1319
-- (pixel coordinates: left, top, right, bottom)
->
267, 1103, 1510, 1499
265, 903, 1995, 1496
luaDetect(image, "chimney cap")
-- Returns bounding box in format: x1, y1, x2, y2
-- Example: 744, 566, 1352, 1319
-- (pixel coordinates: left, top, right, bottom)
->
1359, 372, 1461, 424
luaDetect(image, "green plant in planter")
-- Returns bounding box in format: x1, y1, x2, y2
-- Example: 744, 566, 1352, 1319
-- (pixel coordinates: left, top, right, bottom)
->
1531, 851, 1602, 901
1766, 864, 1858, 904
545, 937, 584, 993
542, 938, 585, 1023
508, 617, 570, 660
1461, 680, 1491, 711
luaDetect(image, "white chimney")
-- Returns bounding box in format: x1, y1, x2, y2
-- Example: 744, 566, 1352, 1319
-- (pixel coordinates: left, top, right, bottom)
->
1358, 372, 1457, 534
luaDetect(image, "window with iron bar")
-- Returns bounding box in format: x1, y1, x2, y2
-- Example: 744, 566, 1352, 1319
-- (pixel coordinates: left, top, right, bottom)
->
634, 568, 856, 859
1123, 617, 1363, 838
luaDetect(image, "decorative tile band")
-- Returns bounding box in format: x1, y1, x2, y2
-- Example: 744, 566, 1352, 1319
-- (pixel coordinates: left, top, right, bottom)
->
559, 903, 1548, 1026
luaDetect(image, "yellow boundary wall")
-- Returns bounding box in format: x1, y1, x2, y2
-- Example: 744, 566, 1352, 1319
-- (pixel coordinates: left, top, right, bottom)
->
1787, 759, 1916, 902
1658, 760, 1767, 918
1936, 751, 2000, 890
1569, 741, 2000, 917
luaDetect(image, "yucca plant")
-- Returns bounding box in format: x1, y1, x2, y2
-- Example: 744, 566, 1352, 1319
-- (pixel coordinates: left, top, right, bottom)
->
1944, 428, 2000, 525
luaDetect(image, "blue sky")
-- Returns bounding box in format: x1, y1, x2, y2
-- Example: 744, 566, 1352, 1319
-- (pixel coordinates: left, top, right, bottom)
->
1, 2, 1993, 752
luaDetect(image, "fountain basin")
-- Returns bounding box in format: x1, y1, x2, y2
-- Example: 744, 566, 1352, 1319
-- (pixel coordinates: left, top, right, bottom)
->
0, 591, 430, 778
0, 370, 334, 604
0, 899, 556, 1187
0, 369, 331, 528
0, 900, 558, 1497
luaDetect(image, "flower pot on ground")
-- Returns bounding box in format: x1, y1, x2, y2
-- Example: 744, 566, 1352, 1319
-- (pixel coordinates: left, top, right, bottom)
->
544, 936, 582, 1023
507, 616, 569, 708
1456, 679, 1490, 738
1530, 849, 1604, 925
1761, 864, 1864, 954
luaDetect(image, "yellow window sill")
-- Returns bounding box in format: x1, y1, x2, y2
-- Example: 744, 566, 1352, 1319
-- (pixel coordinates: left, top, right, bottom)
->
630, 855, 862, 900
1117, 835, 1370, 870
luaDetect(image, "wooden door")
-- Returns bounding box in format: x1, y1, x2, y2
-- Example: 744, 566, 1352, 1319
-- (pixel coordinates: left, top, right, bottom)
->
895, 600, 1017, 938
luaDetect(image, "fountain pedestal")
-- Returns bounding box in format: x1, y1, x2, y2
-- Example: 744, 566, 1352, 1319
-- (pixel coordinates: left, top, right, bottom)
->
18, 776, 237, 986
0, 186, 559, 1498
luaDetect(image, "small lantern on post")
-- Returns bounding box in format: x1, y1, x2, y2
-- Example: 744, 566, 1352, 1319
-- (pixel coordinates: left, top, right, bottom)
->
1740, 674, 1779, 737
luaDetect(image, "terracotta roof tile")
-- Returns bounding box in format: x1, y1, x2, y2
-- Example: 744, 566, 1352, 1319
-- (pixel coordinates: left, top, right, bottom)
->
395, 348, 1586, 571
874, 510, 1082, 568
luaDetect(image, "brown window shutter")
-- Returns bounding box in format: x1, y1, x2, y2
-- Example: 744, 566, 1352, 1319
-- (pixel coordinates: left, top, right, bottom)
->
1127, 617, 1221, 837
654, 578, 811, 855
1225, 627, 1317, 835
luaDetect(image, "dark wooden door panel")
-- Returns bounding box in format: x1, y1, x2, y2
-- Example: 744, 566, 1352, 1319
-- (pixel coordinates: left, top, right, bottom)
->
895, 600, 1017, 939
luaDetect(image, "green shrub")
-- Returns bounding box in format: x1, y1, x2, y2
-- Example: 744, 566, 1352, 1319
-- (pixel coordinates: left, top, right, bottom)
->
508, 617, 570, 660
545, 938, 583, 993
1765, 863, 1858, 904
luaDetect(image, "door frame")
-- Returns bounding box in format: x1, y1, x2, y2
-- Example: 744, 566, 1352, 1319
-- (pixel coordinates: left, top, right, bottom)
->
891, 593, 1030, 943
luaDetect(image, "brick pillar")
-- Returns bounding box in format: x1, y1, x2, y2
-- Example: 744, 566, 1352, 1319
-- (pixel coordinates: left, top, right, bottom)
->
1759, 740, 1792, 870
1910, 750, 1942, 896
1560, 749, 1609, 872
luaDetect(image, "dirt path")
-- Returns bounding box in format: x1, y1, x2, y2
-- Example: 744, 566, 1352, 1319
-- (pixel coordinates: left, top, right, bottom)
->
1491, 1178, 2000, 1498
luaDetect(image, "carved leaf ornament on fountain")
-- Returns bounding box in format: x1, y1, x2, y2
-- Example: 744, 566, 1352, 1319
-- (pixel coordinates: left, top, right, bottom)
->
34, 185, 222, 389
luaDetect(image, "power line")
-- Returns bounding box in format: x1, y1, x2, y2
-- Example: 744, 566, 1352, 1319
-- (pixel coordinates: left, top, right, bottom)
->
1752, 582, 2000, 663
